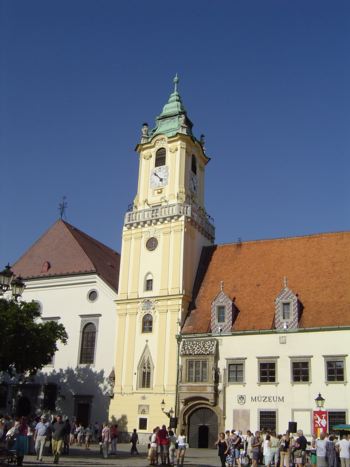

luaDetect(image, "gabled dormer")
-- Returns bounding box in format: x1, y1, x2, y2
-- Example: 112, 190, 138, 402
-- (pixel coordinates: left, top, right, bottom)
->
275, 278, 299, 330
210, 282, 236, 334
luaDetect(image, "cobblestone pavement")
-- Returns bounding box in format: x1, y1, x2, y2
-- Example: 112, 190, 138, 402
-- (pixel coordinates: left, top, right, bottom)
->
22, 443, 220, 467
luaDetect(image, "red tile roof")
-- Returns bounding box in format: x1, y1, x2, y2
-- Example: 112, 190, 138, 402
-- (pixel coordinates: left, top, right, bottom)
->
183, 231, 350, 334
12, 220, 120, 291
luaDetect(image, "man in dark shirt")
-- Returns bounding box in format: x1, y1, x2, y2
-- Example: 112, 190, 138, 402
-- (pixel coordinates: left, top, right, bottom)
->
51, 415, 67, 464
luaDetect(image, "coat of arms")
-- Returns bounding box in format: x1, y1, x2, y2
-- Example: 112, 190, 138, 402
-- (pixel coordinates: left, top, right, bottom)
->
237, 394, 246, 405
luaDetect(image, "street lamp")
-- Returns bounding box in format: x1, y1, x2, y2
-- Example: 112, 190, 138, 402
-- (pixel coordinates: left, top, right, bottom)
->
315, 393, 325, 409
161, 399, 174, 418
0, 264, 25, 300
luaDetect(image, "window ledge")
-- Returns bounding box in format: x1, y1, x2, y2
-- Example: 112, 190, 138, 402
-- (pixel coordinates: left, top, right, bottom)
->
227, 382, 246, 386
291, 382, 312, 385
257, 382, 279, 386
325, 381, 347, 385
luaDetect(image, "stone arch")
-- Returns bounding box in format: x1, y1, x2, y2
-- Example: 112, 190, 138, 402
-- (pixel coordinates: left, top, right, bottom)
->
179, 399, 223, 448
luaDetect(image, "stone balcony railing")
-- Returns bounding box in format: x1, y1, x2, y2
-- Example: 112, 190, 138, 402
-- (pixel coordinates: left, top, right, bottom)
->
124, 203, 215, 241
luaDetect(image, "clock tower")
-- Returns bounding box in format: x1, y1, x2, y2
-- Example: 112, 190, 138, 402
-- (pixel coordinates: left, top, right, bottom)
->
109, 76, 215, 435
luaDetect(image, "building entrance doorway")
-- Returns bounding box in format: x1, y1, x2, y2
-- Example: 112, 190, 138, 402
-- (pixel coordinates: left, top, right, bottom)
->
74, 395, 93, 427
188, 407, 218, 448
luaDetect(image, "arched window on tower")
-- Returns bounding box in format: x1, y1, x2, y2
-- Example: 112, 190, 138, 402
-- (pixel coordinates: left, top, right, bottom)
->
145, 273, 153, 291
80, 323, 96, 364
191, 155, 197, 174
155, 148, 166, 167
142, 314, 153, 333
138, 348, 154, 389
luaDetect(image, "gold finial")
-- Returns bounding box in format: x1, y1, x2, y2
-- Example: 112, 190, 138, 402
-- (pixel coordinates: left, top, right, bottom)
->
283, 276, 288, 288
220, 280, 224, 292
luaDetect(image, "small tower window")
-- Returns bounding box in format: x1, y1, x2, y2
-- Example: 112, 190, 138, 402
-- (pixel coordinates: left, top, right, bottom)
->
145, 273, 153, 291
191, 155, 197, 174
155, 148, 166, 167
142, 314, 153, 333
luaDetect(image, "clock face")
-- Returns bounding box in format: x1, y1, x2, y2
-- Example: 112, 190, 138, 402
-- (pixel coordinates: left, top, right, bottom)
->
146, 237, 158, 251
150, 166, 169, 189
190, 173, 198, 192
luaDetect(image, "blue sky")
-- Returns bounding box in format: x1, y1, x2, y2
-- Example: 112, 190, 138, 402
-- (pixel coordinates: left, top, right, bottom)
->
1, 0, 349, 267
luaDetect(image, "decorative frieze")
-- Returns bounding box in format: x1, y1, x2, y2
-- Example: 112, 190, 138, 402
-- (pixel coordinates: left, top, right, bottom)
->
181, 339, 217, 356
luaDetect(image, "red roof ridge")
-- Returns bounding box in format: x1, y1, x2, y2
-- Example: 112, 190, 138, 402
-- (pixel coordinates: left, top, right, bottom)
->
215, 230, 350, 249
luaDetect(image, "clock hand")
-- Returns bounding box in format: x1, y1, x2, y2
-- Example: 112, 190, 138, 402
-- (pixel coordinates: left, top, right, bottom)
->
154, 172, 163, 182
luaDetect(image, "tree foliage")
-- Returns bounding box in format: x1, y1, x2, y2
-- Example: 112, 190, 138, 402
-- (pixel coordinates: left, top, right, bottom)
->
0, 299, 68, 376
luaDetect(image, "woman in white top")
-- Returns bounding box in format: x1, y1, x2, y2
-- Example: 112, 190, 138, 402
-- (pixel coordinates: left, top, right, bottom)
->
176, 429, 187, 467
263, 434, 272, 466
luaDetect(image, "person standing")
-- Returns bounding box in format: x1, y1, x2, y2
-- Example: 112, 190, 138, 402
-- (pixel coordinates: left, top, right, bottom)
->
336, 434, 350, 467
216, 432, 228, 467
312, 432, 327, 467
110, 424, 118, 454
176, 429, 187, 467
279, 432, 291, 467
34, 416, 48, 462
326, 435, 338, 467
251, 431, 262, 467
51, 415, 67, 464
168, 429, 177, 467
157, 425, 169, 464
263, 434, 272, 467
130, 428, 139, 455
101, 423, 111, 459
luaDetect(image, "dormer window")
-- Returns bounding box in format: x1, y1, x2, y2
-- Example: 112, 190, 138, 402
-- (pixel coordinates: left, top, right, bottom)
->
155, 148, 166, 167
210, 283, 236, 334
275, 280, 300, 330
282, 302, 291, 320
217, 306, 226, 323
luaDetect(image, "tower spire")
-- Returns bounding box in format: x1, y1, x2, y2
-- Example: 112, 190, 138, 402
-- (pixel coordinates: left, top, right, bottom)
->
173, 73, 179, 93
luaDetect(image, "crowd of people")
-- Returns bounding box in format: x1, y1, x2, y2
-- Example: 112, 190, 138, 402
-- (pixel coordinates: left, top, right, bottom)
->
0, 414, 117, 465
1, 414, 350, 467
215, 429, 350, 467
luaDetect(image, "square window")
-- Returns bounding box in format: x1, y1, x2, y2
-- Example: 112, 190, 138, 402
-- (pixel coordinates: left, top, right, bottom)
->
326, 360, 344, 382
328, 411, 346, 430
259, 361, 276, 383
139, 418, 147, 430
292, 361, 310, 382
282, 302, 291, 320
259, 411, 276, 431
187, 360, 208, 382
228, 363, 244, 383
217, 306, 226, 323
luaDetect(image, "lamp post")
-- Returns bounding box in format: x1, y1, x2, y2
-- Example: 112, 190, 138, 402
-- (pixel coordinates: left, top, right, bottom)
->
0, 264, 25, 300
161, 399, 174, 419
315, 393, 325, 409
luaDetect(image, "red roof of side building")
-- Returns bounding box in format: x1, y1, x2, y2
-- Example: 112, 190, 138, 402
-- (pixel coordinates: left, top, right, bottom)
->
12, 219, 120, 292
182, 231, 350, 334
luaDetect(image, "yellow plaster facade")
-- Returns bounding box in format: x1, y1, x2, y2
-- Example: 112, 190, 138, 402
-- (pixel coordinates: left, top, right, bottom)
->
109, 117, 214, 434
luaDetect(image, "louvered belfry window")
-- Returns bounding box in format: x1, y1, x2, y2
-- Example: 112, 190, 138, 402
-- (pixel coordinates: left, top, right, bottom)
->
80, 323, 96, 364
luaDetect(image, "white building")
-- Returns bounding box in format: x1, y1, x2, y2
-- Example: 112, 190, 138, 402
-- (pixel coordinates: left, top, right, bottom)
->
178, 232, 350, 447
3, 219, 120, 425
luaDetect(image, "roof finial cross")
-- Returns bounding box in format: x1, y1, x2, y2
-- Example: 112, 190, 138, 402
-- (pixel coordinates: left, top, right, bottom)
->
173, 73, 179, 93
283, 276, 288, 288
220, 280, 224, 292
58, 196, 68, 220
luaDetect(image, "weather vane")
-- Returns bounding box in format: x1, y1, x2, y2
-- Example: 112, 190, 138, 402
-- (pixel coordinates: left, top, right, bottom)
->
58, 196, 68, 220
